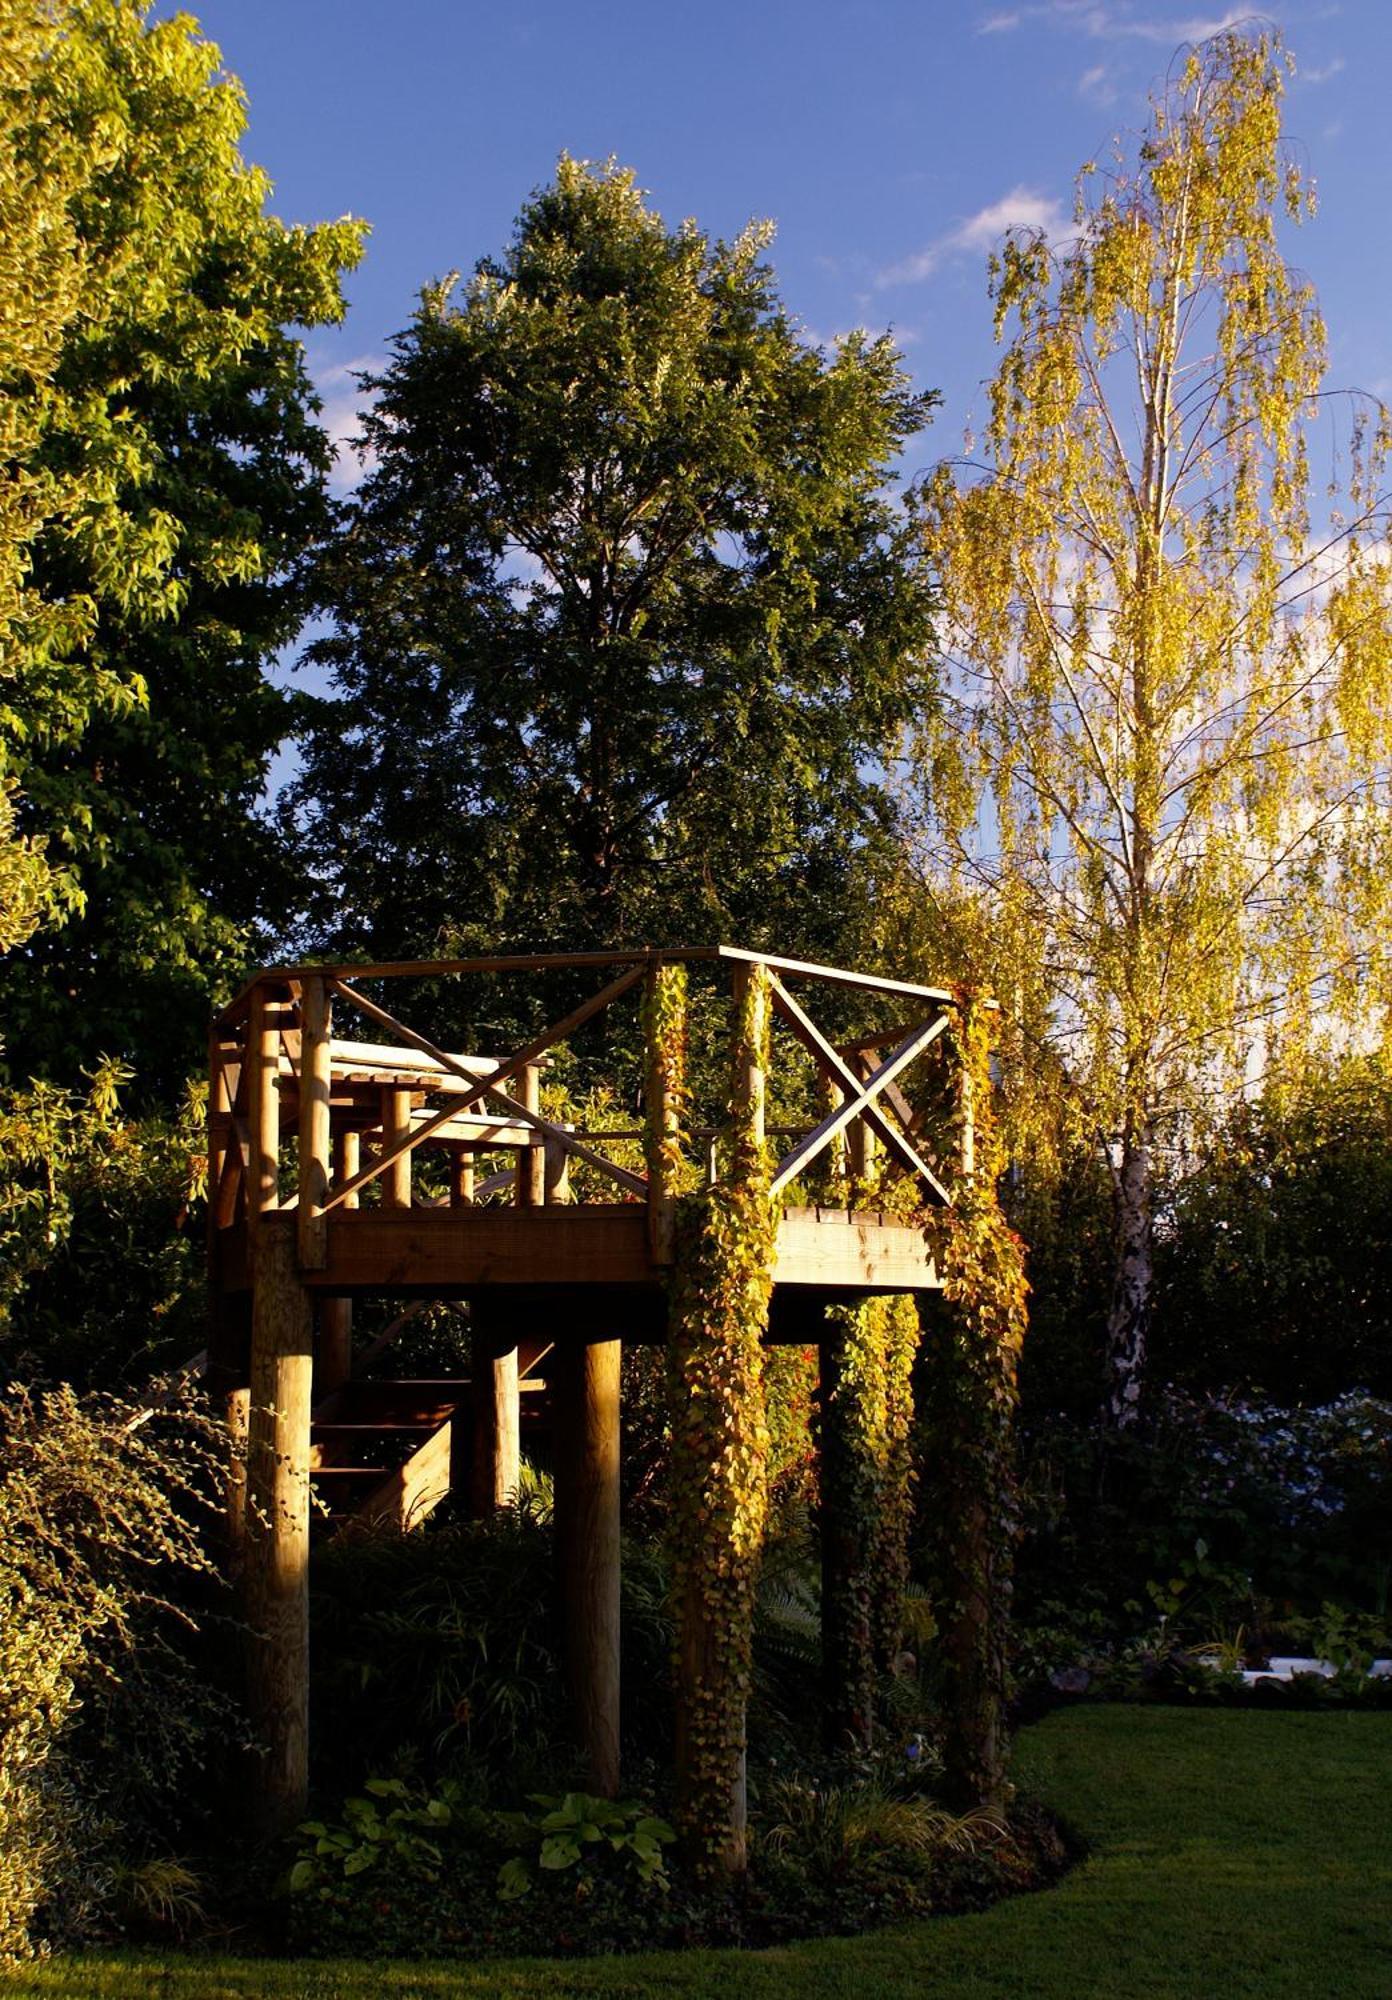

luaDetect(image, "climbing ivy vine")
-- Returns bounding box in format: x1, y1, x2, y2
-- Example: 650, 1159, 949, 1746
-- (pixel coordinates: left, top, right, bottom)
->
819, 1291, 918, 1748
919, 991, 1029, 1806
655, 963, 776, 1874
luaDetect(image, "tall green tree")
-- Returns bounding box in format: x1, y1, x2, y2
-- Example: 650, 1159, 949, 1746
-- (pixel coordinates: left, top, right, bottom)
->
0, 0, 365, 1093
290, 157, 936, 968
913, 31, 1392, 1425
0, 0, 89, 952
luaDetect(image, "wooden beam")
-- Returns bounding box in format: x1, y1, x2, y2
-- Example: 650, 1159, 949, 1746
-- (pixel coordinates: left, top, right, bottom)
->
297, 978, 332, 1270
773, 1207, 940, 1290
450, 1146, 475, 1206
245, 1219, 313, 1836
716, 945, 955, 1004
553, 1336, 622, 1796
218, 947, 971, 1027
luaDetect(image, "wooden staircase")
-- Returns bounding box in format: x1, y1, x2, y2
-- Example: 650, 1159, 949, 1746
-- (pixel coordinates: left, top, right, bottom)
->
309, 1339, 555, 1533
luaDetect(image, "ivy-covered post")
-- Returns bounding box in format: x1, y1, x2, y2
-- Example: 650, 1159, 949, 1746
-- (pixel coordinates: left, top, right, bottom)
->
818, 1294, 919, 1750
872, 1296, 918, 1678
669, 959, 775, 1875
644, 959, 689, 1266
818, 1304, 878, 1751
920, 993, 1028, 1808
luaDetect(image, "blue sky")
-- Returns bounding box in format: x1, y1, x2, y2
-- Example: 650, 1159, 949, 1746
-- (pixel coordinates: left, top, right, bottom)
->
188, 0, 1389, 501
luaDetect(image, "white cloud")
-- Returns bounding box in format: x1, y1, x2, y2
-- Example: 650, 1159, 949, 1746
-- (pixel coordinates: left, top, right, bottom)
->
1078, 60, 1119, 104
975, 1, 1252, 44
310, 353, 386, 496
878, 185, 1066, 288
1298, 56, 1346, 86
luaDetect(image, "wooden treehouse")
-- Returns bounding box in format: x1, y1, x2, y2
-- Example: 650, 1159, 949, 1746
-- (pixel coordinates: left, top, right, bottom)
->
207, 946, 965, 1842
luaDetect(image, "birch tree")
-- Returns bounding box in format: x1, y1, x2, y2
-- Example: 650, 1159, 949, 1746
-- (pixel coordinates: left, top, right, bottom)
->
914, 30, 1392, 1426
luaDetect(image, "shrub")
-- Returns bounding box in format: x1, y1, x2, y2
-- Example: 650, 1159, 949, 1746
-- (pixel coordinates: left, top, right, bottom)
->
0, 1063, 206, 1391
1013, 1387, 1392, 1682
0, 1382, 222, 1956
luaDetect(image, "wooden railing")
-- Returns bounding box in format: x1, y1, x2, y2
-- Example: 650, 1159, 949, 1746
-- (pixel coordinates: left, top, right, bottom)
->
208, 946, 963, 1270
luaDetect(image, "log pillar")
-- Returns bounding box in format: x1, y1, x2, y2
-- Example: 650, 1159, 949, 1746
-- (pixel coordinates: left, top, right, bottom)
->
515, 1061, 545, 1207
317, 1129, 358, 1398
552, 1334, 622, 1796
470, 1319, 520, 1514
450, 1145, 476, 1207
847, 1054, 877, 1184
207, 1291, 251, 1570
245, 1217, 314, 1836
207, 1029, 251, 1560
381, 1086, 412, 1208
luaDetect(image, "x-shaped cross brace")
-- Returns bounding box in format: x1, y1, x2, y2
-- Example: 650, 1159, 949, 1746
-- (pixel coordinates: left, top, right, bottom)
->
768, 974, 952, 1203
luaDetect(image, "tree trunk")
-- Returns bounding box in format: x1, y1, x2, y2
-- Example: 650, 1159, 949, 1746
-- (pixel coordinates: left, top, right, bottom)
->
1104, 1128, 1153, 1428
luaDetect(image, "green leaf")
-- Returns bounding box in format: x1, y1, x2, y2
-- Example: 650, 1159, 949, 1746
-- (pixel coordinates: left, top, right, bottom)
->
496, 1856, 532, 1902
538, 1834, 581, 1871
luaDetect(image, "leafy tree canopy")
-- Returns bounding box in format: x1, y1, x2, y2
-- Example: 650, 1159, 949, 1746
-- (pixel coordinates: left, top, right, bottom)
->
290, 156, 937, 976
0, 0, 366, 1094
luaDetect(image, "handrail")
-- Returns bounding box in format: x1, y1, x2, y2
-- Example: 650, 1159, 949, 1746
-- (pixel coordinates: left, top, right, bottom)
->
209, 946, 978, 1253
216, 943, 959, 1027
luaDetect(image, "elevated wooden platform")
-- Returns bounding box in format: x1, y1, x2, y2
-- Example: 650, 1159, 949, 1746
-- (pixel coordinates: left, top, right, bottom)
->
208, 945, 965, 1838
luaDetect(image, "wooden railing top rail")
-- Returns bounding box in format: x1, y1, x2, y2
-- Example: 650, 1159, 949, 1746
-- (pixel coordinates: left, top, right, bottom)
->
216, 943, 960, 1027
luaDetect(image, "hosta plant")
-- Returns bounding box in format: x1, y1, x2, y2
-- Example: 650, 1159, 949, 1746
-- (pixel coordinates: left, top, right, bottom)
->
493, 1792, 676, 1901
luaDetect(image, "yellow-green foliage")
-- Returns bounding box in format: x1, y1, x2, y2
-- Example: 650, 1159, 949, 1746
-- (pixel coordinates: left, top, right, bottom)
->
663, 965, 776, 1871
763, 1343, 818, 1512
0, 1384, 217, 1957
921, 995, 1029, 1806
914, 28, 1392, 1415
641, 962, 699, 1204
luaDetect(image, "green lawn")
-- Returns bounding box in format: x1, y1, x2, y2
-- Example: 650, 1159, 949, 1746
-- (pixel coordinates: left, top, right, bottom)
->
11, 1707, 1392, 1999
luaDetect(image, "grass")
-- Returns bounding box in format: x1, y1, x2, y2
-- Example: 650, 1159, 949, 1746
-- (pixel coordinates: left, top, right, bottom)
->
10, 1706, 1392, 1999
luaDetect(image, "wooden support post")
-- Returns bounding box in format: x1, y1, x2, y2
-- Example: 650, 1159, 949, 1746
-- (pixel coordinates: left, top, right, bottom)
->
818, 1314, 876, 1754
644, 962, 681, 1260
847, 1054, 877, 1184
515, 1062, 545, 1207
248, 982, 281, 1228
731, 961, 766, 1147
297, 977, 331, 1271
381, 1087, 412, 1208
553, 1335, 622, 1797
317, 1127, 356, 1398
544, 1135, 570, 1204
208, 1030, 250, 1558
207, 1292, 251, 1569
450, 1145, 476, 1206
469, 1326, 520, 1514
817, 1072, 848, 1188
245, 1218, 314, 1836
